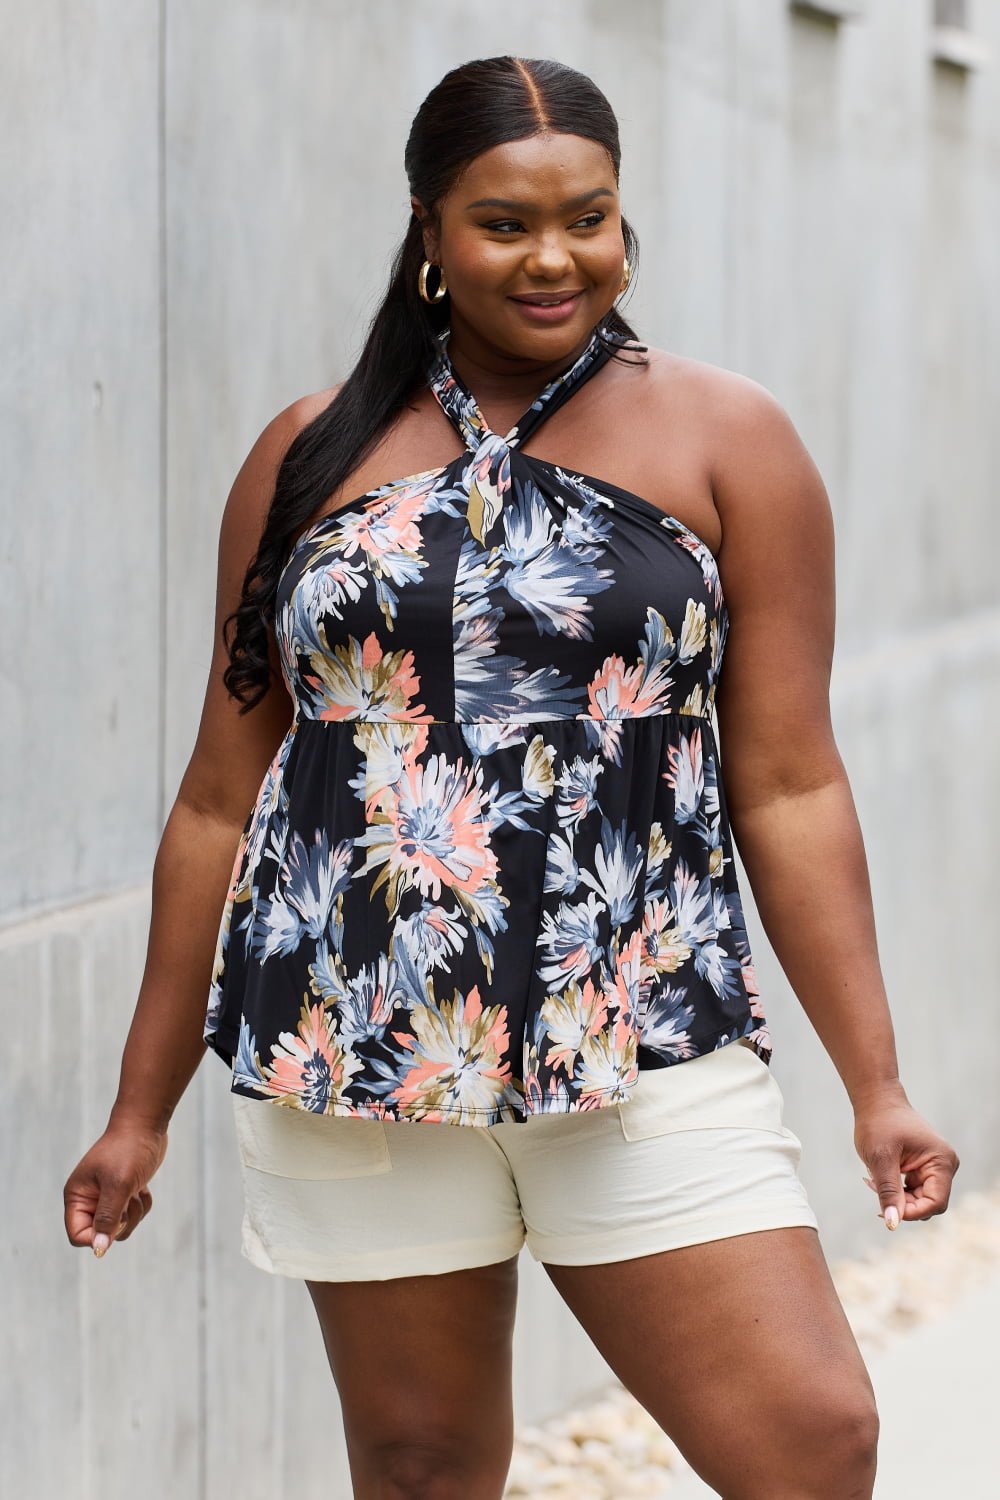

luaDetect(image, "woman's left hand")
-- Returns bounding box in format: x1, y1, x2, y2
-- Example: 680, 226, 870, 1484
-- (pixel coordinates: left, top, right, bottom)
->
854, 1091, 960, 1229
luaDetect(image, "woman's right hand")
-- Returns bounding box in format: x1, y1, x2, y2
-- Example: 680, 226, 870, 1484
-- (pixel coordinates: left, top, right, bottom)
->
60, 397, 312, 1262
63, 1119, 169, 1257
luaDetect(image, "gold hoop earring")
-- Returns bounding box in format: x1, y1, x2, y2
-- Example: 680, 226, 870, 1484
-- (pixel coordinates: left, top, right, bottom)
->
418, 260, 448, 304
619, 258, 632, 295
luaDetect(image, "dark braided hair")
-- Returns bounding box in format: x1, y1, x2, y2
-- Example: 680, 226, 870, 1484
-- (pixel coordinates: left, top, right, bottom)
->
223, 55, 644, 710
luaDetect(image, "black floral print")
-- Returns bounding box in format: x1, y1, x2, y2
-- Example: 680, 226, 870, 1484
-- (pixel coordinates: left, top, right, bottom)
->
203, 326, 771, 1124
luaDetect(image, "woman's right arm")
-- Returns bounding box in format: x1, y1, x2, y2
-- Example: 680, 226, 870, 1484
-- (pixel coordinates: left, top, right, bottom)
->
63, 388, 333, 1258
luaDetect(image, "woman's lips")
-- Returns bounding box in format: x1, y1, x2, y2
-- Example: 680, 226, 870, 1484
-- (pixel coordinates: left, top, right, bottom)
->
508, 291, 585, 324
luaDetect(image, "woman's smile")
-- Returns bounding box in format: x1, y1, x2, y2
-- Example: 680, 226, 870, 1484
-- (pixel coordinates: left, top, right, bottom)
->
508, 289, 586, 323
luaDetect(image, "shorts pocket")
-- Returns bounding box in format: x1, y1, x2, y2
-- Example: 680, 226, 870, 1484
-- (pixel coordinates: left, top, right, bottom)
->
231, 1093, 392, 1179
617, 1039, 788, 1142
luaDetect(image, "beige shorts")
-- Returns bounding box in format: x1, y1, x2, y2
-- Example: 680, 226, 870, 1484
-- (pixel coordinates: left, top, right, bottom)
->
230, 1037, 820, 1281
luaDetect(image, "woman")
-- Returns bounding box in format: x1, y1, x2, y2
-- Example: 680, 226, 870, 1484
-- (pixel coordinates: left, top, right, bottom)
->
64, 55, 959, 1500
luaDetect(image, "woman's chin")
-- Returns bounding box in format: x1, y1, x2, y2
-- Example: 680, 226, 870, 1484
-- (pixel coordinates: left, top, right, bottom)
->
498, 301, 606, 359
449, 296, 610, 365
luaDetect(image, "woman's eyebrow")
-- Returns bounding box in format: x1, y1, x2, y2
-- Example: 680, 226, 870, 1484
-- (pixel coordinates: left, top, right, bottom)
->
463, 187, 615, 212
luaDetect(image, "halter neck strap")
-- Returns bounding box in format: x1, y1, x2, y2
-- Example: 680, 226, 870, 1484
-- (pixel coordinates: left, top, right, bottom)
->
426, 326, 621, 453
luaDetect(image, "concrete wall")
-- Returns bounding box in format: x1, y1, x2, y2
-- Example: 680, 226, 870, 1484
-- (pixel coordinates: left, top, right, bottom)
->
3, 1, 998, 1495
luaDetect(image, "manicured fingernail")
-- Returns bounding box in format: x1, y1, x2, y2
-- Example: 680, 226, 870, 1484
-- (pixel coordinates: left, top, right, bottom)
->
93, 1233, 110, 1257
884, 1206, 899, 1230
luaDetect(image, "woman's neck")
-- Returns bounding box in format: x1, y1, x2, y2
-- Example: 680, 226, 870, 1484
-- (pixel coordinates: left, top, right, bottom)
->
442, 315, 596, 412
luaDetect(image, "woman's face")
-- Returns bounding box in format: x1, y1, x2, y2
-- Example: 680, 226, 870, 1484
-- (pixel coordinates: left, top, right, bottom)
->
413, 131, 627, 369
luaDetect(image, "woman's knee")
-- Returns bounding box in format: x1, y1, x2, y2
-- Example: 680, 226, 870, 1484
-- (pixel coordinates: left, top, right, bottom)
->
824, 1392, 880, 1493
763, 1388, 880, 1500
306, 1258, 518, 1496
347, 1431, 511, 1499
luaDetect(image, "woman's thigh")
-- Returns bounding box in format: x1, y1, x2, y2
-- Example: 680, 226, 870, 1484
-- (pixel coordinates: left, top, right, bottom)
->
307, 1255, 520, 1500
544, 1225, 879, 1500
231, 1096, 528, 1494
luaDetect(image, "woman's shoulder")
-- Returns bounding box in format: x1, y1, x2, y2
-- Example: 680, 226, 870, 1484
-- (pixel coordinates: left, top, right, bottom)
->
635, 347, 825, 558
270, 381, 344, 446
235, 383, 344, 482
595, 344, 815, 544
219, 384, 344, 544
628, 343, 787, 423
621, 344, 805, 478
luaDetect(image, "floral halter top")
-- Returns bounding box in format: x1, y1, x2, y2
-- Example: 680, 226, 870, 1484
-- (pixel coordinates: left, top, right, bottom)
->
203, 325, 771, 1125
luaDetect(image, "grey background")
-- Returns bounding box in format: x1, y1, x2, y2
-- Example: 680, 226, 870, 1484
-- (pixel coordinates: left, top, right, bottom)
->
3, 1, 998, 1495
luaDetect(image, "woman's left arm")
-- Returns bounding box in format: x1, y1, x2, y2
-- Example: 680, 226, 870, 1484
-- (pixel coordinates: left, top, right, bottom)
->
708, 371, 960, 1231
